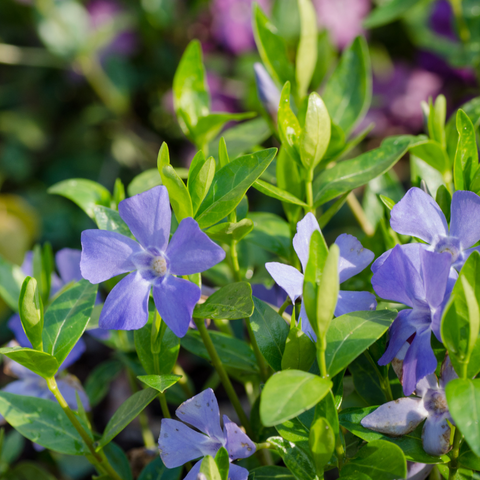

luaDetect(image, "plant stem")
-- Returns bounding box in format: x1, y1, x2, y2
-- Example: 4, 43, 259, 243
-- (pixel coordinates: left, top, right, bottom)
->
230, 239, 242, 283
173, 364, 194, 398
448, 427, 463, 480
305, 170, 315, 215
46, 377, 122, 480
193, 317, 253, 437
158, 392, 171, 419
278, 297, 291, 316
364, 351, 394, 402
335, 435, 345, 470
346, 192, 375, 237
317, 340, 328, 379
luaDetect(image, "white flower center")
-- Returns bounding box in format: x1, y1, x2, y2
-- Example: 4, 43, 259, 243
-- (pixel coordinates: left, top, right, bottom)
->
151, 256, 168, 277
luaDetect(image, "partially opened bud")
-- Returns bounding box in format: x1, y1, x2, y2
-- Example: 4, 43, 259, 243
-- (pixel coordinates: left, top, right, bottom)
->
18, 276, 44, 351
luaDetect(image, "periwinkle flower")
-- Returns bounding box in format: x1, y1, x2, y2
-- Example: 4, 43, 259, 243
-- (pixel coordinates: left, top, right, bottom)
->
265, 213, 377, 340
254, 63, 281, 123
361, 356, 457, 456
390, 187, 480, 270
371, 244, 456, 395
159, 389, 255, 480
80, 186, 225, 337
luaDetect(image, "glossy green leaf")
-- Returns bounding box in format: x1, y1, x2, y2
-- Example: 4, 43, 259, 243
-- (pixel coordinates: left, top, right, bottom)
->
363, 0, 420, 28
85, 360, 123, 407
127, 169, 163, 197
341, 440, 407, 479
182, 330, 259, 373
248, 466, 295, 479
379, 195, 396, 211
0, 391, 89, 455
313, 135, 412, 207
218, 137, 230, 169
205, 218, 254, 243
325, 309, 396, 377
138, 374, 181, 393
277, 82, 302, 165
250, 297, 290, 372
97, 388, 159, 449
458, 441, 480, 471
42, 279, 98, 366
281, 326, 316, 372
195, 148, 277, 229
300, 93, 331, 170
18, 276, 43, 351
275, 416, 311, 455
94, 206, 133, 239
446, 97, 480, 159
187, 152, 216, 215
0, 347, 58, 378
409, 140, 449, 174
253, 179, 308, 207
436, 185, 452, 222
296, 0, 317, 99
193, 282, 254, 320
252, 5, 295, 87
0, 255, 26, 311
314, 390, 339, 437
103, 441, 133, 480
454, 109, 479, 191
427, 95, 446, 148
246, 212, 291, 259
446, 378, 480, 456
137, 456, 182, 480
48, 178, 111, 219
339, 406, 448, 463
260, 370, 332, 426
200, 455, 222, 480
322, 36, 371, 135
215, 447, 230, 480
309, 417, 335, 475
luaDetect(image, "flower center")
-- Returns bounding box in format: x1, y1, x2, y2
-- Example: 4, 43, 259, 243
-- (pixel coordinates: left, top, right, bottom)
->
432, 236, 461, 263
151, 256, 168, 277
424, 389, 448, 416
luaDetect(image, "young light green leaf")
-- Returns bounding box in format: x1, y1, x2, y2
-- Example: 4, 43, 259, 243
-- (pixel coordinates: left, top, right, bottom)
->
127, 169, 162, 197
200, 455, 222, 480
435, 185, 452, 222
409, 140, 450, 174
18, 277, 43, 351
0, 255, 26, 312
188, 154, 216, 215
195, 148, 277, 229
379, 195, 396, 211
260, 370, 332, 426
253, 179, 308, 207
48, 179, 111, 219
42, 279, 97, 366
0, 348, 58, 378
205, 218, 254, 243
454, 109, 479, 191
214, 447, 230, 480
137, 374, 181, 393
299, 93, 331, 171
193, 282, 254, 320
296, 0, 317, 99
218, 137, 230, 169
309, 417, 335, 475
428, 95, 446, 148
281, 326, 316, 372
94, 206, 133, 239
277, 82, 302, 166
97, 388, 159, 449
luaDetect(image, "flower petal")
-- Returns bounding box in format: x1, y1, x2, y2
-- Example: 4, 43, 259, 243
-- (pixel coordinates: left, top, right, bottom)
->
265, 262, 304, 303
223, 415, 256, 461
439, 354, 458, 389
457, 245, 480, 270
335, 290, 377, 317
99, 272, 151, 330
175, 389, 224, 442
292, 212, 321, 272
183, 461, 202, 480
166, 217, 225, 275
371, 243, 427, 274
422, 415, 451, 456
415, 374, 438, 399
371, 245, 424, 307
59, 339, 86, 370
80, 230, 141, 283
450, 191, 480, 249
158, 419, 222, 468
402, 329, 437, 396
118, 185, 171, 250
335, 234, 374, 283
299, 300, 316, 341
8, 314, 29, 348
229, 464, 250, 480
153, 275, 201, 338
405, 462, 434, 480
361, 397, 427, 436
390, 187, 448, 244
56, 248, 82, 284
421, 250, 452, 308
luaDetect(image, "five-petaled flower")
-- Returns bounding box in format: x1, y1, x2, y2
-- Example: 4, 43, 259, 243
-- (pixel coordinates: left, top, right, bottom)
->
361, 355, 457, 456
80, 186, 225, 337
265, 212, 377, 340
158, 388, 255, 480
390, 187, 480, 270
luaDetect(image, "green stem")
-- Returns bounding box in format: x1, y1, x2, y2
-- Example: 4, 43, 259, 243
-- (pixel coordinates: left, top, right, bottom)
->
305, 170, 315, 215
364, 351, 394, 402
278, 297, 291, 316
335, 436, 345, 471
346, 192, 375, 237
194, 317, 253, 437
230, 239, 242, 283
159, 392, 171, 419
448, 427, 463, 480
173, 364, 194, 398
0, 43, 65, 68
245, 316, 269, 383
317, 340, 328, 379
255, 442, 275, 450
46, 377, 122, 480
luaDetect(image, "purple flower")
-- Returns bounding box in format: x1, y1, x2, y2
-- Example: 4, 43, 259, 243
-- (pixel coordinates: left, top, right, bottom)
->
390, 188, 480, 270
371, 244, 456, 395
158, 389, 255, 480
405, 462, 434, 480
265, 213, 377, 340
361, 355, 457, 456
254, 63, 280, 123
80, 186, 225, 337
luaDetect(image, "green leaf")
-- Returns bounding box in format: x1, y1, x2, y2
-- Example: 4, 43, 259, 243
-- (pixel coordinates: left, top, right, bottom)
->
446, 378, 480, 457
281, 326, 316, 372
275, 417, 311, 456
173, 40, 209, 137
322, 36, 371, 135
182, 330, 259, 374
48, 178, 111, 219
103, 441, 133, 480
85, 360, 123, 407
138, 374, 181, 393
250, 297, 290, 372
138, 457, 182, 480
193, 282, 254, 320
0, 255, 26, 311
248, 466, 295, 479
2, 462, 57, 480
205, 219, 254, 243
409, 140, 450, 174
314, 390, 339, 437
339, 406, 448, 463
215, 447, 230, 480
313, 136, 412, 207
296, 0, 317, 99
299, 93, 331, 170
94, 206, 133, 238
309, 417, 335, 475
127, 169, 162, 197
325, 309, 396, 377
188, 152, 216, 215
195, 148, 277, 229
97, 388, 159, 449
446, 97, 480, 159
0, 348, 59, 378
341, 440, 407, 480
0, 391, 89, 455
427, 95, 446, 148
253, 179, 308, 207
363, 0, 420, 28
252, 5, 295, 87
436, 185, 452, 223
18, 277, 43, 351
200, 455, 222, 480
458, 441, 480, 471
42, 279, 98, 366
260, 370, 332, 426
379, 195, 396, 211
277, 82, 302, 166
454, 109, 479, 191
